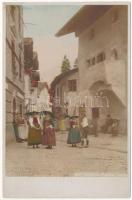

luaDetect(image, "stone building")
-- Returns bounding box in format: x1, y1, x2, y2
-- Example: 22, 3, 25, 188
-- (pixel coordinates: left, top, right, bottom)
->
24, 38, 33, 110
51, 68, 79, 118
6, 5, 25, 143
56, 5, 128, 133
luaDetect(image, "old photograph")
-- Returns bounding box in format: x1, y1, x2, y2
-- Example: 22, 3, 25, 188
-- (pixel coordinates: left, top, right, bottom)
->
5, 3, 128, 178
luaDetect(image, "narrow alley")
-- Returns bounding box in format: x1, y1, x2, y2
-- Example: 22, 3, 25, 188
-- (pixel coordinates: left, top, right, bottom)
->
6, 132, 127, 177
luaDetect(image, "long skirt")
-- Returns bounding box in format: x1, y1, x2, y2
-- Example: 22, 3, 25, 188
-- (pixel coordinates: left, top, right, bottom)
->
42, 127, 56, 146
59, 119, 66, 131
28, 127, 42, 146
67, 128, 81, 144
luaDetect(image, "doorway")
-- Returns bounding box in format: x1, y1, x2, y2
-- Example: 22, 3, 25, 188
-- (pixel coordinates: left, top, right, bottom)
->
92, 107, 99, 119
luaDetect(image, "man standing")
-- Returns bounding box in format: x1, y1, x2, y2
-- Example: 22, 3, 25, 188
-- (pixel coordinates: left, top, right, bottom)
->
80, 113, 89, 148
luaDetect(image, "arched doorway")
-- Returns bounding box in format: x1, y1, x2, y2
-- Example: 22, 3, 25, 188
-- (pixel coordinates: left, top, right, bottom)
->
13, 98, 16, 121
89, 81, 126, 133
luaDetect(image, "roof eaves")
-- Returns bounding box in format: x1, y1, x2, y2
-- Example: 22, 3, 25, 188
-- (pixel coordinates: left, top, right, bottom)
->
51, 68, 78, 88
55, 6, 85, 37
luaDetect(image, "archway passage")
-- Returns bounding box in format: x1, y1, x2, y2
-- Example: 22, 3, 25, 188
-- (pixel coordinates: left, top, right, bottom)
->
89, 81, 127, 134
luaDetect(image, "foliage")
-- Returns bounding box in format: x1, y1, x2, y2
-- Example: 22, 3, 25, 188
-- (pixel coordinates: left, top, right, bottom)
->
61, 55, 71, 73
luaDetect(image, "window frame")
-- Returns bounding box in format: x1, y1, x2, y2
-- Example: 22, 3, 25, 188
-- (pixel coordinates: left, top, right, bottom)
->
97, 52, 105, 63
68, 79, 77, 92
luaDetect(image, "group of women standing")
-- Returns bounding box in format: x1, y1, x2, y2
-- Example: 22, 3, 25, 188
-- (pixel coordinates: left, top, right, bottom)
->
27, 111, 56, 149
26, 111, 89, 149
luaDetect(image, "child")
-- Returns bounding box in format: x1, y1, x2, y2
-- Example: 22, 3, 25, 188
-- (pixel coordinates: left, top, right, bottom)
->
67, 116, 81, 147
80, 114, 89, 148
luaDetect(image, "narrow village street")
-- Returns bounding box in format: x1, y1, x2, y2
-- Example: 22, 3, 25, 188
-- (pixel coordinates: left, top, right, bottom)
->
6, 132, 127, 177
4, 4, 129, 198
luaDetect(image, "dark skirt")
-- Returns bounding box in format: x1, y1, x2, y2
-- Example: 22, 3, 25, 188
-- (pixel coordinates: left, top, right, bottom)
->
28, 127, 42, 145
42, 127, 56, 146
67, 128, 81, 144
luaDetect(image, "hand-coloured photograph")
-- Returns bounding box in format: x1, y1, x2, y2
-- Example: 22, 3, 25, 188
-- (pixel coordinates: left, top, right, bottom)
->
5, 3, 129, 179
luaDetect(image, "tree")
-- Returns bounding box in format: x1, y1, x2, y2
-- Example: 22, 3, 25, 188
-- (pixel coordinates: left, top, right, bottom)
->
61, 55, 71, 73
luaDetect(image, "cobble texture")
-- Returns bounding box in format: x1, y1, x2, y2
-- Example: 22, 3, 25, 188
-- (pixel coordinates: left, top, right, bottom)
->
5, 132, 128, 176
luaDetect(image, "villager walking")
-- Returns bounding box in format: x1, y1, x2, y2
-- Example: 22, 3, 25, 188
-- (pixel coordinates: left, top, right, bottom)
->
27, 112, 42, 149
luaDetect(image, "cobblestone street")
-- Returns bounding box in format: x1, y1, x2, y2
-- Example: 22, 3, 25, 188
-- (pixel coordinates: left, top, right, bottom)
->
6, 132, 128, 177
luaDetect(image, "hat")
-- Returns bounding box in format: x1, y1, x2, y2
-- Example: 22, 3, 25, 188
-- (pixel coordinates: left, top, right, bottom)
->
44, 111, 54, 118
70, 116, 79, 119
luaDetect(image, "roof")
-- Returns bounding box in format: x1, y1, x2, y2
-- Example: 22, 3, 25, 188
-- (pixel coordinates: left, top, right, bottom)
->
56, 5, 113, 37
51, 68, 78, 89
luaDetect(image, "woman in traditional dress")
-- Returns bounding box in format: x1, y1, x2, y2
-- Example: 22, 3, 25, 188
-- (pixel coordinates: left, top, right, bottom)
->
27, 112, 42, 149
42, 113, 56, 149
67, 116, 81, 147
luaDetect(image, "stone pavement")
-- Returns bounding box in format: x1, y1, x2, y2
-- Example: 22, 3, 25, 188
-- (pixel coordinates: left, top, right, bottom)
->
5, 132, 128, 176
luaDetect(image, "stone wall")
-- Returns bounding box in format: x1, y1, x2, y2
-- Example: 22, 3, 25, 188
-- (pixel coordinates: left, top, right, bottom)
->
6, 5, 25, 143
77, 6, 128, 133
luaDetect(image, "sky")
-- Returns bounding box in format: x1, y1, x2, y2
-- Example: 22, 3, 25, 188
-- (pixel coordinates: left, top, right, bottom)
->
23, 5, 82, 84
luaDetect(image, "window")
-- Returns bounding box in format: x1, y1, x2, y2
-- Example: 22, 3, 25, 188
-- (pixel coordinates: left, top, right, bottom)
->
112, 10, 118, 23
10, 6, 15, 21
19, 55, 22, 79
68, 80, 77, 92
13, 98, 16, 121
18, 9, 21, 33
19, 104, 23, 118
56, 87, 60, 97
97, 52, 105, 63
11, 40, 16, 74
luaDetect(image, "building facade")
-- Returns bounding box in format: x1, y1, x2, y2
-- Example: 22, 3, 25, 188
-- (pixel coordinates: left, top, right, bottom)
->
37, 82, 52, 112
24, 38, 40, 113
24, 38, 33, 111
51, 68, 79, 118
56, 5, 128, 133
6, 5, 25, 143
